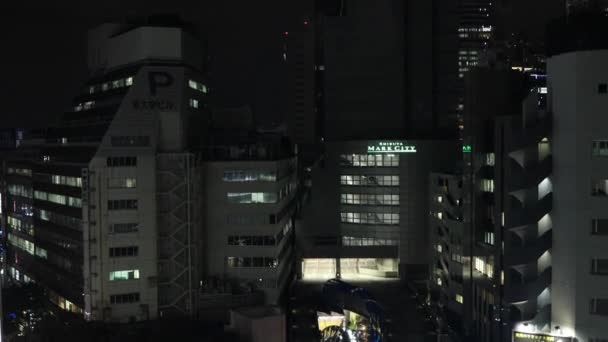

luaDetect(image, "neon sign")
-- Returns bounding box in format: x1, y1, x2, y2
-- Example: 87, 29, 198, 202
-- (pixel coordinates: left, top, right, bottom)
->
463, 145, 472, 153
367, 141, 416, 154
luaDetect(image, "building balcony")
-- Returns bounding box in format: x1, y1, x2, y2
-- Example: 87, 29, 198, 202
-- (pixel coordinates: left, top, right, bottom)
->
504, 266, 552, 303
508, 115, 552, 152
504, 229, 552, 267
507, 193, 552, 229
507, 155, 552, 192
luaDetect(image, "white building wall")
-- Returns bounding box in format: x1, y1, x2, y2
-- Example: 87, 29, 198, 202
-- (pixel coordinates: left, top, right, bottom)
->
549, 50, 608, 340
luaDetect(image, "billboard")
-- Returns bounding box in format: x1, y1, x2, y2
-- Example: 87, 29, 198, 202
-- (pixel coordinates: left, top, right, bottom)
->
513, 331, 573, 342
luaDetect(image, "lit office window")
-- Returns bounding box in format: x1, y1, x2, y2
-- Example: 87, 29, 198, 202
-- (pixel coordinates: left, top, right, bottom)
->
227, 192, 279, 204
125, 77, 134, 86
188, 79, 208, 93
108, 178, 137, 189
455, 294, 464, 304
484, 232, 495, 245
340, 154, 399, 167
223, 170, 277, 182
340, 175, 399, 187
189, 98, 199, 109
480, 179, 494, 193
340, 212, 399, 225
340, 193, 399, 206
227, 257, 279, 268
485, 153, 495, 166
109, 270, 140, 281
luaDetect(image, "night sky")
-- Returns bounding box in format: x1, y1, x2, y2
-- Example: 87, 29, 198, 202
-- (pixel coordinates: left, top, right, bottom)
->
0, 0, 563, 129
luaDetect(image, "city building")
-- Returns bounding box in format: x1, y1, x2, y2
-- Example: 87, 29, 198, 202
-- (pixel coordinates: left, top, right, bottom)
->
202, 127, 297, 306
546, 20, 608, 342
428, 67, 553, 342
298, 140, 459, 282
2, 17, 208, 322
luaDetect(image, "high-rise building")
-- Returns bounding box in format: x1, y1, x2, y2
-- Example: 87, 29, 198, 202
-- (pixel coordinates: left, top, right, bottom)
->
456, 0, 495, 136
2, 17, 208, 321
428, 67, 553, 342
545, 12, 608, 342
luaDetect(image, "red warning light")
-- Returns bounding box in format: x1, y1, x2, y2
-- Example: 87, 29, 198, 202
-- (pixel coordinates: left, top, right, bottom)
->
304, 20, 309, 25
284, 31, 289, 36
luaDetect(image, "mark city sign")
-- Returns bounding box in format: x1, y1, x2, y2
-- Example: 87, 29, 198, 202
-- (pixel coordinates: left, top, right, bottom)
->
367, 141, 417, 154
513, 332, 573, 342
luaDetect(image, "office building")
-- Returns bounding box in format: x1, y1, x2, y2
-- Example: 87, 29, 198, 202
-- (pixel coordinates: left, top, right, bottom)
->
298, 140, 459, 281
2, 17, 208, 321
202, 126, 297, 305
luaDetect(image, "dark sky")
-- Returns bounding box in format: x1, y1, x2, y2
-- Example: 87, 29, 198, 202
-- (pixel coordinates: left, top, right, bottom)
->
0, 1, 563, 129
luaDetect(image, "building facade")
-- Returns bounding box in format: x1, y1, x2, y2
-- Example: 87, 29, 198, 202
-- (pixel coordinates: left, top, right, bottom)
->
203, 146, 297, 305
548, 49, 608, 342
2, 19, 209, 322
298, 140, 459, 282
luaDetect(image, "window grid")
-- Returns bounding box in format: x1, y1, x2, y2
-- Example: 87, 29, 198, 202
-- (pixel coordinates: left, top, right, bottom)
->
110, 293, 140, 304
227, 257, 279, 268
340, 193, 399, 206
109, 246, 138, 258
108, 200, 138, 210
342, 236, 398, 246
110, 223, 138, 234
340, 154, 399, 167
340, 212, 400, 225
109, 269, 140, 281
340, 175, 400, 187
107, 156, 137, 167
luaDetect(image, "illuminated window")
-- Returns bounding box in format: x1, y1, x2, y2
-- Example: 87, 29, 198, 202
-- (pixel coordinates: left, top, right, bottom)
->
125, 77, 134, 86
437, 196, 443, 203
484, 232, 495, 245
501, 271, 504, 285
7, 233, 35, 255
340, 193, 399, 206
437, 277, 442, 286
340, 212, 399, 225
227, 192, 278, 204
109, 269, 140, 281
227, 257, 279, 268
455, 294, 464, 304
485, 153, 495, 166
340, 175, 399, 186
480, 179, 494, 192
223, 170, 277, 182
34, 190, 81, 208
108, 178, 137, 189
340, 154, 399, 167
436, 244, 443, 253
35, 247, 48, 259
189, 98, 199, 108
188, 79, 208, 93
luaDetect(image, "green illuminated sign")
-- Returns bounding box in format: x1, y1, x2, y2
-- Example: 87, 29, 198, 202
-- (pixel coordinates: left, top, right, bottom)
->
367, 141, 416, 154
462, 145, 472, 153
513, 332, 572, 342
